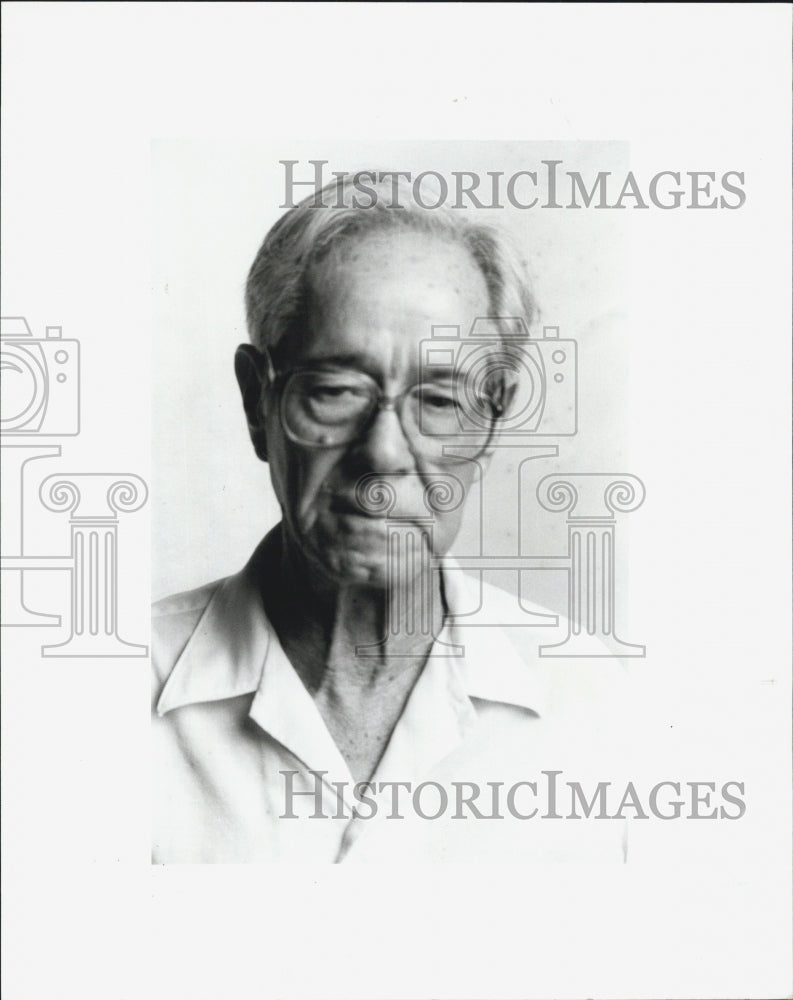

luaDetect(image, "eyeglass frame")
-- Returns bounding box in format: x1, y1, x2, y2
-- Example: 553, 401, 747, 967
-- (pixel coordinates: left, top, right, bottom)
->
259, 346, 512, 459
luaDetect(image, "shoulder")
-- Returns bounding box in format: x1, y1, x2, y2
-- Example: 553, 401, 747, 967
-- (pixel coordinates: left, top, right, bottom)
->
470, 572, 630, 714
151, 578, 224, 687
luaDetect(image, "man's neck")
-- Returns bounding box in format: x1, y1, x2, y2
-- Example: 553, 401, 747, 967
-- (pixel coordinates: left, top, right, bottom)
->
254, 524, 447, 782
257, 524, 445, 694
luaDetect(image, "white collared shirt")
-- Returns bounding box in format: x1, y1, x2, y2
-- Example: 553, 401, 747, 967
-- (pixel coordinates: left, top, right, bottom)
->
153, 537, 629, 863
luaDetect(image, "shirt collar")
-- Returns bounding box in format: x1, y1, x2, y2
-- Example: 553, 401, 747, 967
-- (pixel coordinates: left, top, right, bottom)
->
155, 534, 545, 719
154, 555, 273, 716
440, 564, 545, 715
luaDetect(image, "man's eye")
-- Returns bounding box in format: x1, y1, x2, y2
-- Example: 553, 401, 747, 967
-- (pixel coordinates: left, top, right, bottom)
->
419, 390, 457, 410
308, 384, 363, 402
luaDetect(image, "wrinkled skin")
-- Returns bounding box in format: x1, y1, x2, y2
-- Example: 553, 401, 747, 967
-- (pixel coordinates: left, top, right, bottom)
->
235, 229, 500, 782
238, 229, 492, 591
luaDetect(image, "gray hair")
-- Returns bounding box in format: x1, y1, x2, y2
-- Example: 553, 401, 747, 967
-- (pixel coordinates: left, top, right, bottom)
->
245, 172, 536, 357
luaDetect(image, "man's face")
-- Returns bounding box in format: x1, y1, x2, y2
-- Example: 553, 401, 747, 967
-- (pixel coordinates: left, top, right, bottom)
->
249, 229, 494, 588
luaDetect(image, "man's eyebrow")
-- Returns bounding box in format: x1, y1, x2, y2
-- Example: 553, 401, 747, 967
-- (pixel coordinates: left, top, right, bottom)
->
298, 352, 378, 369
291, 352, 459, 383
297, 353, 457, 372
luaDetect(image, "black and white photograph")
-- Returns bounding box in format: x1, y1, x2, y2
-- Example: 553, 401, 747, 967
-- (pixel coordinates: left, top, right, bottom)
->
152, 142, 644, 864
2, 4, 791, 999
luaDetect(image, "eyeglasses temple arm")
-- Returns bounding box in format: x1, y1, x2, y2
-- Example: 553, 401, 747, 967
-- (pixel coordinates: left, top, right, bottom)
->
260, 346, 278, 384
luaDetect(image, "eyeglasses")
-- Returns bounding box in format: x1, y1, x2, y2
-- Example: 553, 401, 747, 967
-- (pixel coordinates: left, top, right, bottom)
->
263, 351, 513, 462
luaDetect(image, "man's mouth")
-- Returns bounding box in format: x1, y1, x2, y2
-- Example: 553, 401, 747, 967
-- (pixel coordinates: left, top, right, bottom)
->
328, 495, 390, 520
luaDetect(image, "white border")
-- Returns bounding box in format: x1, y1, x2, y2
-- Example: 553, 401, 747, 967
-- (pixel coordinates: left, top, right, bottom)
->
2, 4, 791, 999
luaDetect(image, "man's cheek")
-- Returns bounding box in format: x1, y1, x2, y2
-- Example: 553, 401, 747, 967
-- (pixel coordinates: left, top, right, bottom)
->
290, 453, 342, 529
419, 462, 476, 552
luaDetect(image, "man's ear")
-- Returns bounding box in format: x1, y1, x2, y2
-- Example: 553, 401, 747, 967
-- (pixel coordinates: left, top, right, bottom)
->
476, 375, 519, 474
498, 375, 519, 420
234, 344, 269, 462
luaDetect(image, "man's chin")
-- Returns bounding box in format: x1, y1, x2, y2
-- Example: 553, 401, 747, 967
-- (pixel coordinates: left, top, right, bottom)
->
300, 513, 435, 589
304, 513, 388, 582
316, 545, 391, 589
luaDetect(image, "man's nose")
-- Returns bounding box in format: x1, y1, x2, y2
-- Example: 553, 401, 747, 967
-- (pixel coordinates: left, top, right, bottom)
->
351, 405, 416, 474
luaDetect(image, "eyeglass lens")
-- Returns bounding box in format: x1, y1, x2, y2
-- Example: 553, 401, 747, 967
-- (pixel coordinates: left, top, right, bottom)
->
281, 369, 495, 456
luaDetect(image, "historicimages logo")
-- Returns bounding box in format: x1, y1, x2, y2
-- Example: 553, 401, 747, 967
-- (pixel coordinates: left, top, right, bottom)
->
0, 316, 148, 656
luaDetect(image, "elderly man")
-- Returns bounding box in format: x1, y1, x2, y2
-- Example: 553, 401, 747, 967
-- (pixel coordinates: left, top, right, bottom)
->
152, 174, 626, 863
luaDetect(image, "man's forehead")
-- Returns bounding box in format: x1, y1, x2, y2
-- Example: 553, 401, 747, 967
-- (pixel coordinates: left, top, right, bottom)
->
271, 228, 491, 372
308, 228, 488, 303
